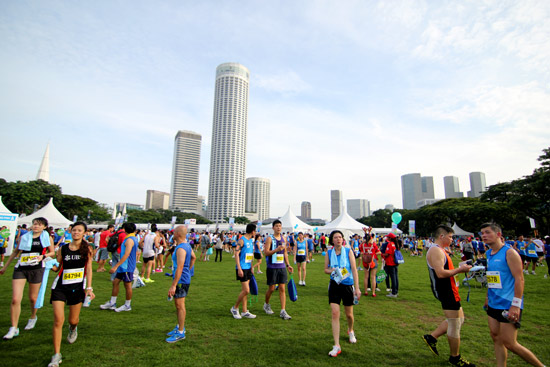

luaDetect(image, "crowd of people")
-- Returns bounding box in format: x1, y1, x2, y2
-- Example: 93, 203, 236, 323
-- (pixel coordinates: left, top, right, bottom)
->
0, 218, 548, 366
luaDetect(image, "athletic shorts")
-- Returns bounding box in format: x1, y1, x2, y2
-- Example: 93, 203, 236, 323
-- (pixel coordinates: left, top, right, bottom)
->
296, 255, 306, 263
536, 252, 544, 258
486, 306, 522, 328
143, 256, 154, 263
13, 267, 45, 284
328, 280, 354, 306
478, 249, 486, 254
236, 268, 252, 282
50, 288, 85, 306
520, 254, 526, 262
254, 253, 262, 260
174, 283, 190, 299
440, 297, 462, 311
526, 257, 537, 263
98, 248, 109, 261
266, 267, 287, 285
0, 247, 5, 255
115, 271, 134, 283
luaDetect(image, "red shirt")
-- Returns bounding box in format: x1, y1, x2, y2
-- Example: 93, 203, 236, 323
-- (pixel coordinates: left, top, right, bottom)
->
382, 242, 397, 266
99, 230, 113, 248
359, 242, 379, 261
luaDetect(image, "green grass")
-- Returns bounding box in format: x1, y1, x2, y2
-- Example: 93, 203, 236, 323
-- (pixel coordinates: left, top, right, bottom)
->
1, 251, 549, 367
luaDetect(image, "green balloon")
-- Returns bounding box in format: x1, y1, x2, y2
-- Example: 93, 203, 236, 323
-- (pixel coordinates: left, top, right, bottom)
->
391, 212, 402, 225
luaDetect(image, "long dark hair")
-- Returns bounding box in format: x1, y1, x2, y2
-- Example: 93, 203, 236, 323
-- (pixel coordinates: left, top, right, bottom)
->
72, 221, 91, 262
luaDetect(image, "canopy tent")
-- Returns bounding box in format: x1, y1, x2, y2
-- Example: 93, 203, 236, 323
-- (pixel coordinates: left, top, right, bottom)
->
271, 206, 313, 234
319, 211, 403, 239
18, 197, 73, 229
452, 223, 474, 237
0, 196, 12, 213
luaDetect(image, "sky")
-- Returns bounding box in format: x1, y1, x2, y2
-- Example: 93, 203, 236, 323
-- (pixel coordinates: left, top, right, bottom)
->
1, 0, 549, 220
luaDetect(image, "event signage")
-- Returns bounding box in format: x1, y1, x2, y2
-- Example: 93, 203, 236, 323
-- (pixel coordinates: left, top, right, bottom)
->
409, 220, 416, 237
0, 213, 19, 256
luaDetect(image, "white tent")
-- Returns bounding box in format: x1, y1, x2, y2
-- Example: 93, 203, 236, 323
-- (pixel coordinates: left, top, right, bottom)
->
452, 223, 474, 237
0, 196, 11, 213
320, 212, 404, 239
276, 206, 313, 233
18, 197, 73, 229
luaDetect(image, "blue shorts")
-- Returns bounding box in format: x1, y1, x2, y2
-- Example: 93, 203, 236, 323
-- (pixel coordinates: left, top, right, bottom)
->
115, 271, 134, 283
174, 283, 190, 299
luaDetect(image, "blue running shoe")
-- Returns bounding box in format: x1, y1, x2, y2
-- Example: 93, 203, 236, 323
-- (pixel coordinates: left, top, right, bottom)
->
166, 330, 185, 343
167, 325, 186, 337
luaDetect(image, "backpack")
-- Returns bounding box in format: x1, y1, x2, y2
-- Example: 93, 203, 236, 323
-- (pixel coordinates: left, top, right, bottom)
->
361, 245, 373, 265
394, 249, 405, 264
107, 230, 123, 252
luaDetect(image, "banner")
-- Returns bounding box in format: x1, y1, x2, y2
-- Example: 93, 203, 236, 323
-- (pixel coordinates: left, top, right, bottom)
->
0, 213, 19, 256
229, 217, 234, 231
73, 215, 78, 222
170, 216, 177, 230
409, 220, 416, 237
528, 217, 536, 229
391, 223, 398, 233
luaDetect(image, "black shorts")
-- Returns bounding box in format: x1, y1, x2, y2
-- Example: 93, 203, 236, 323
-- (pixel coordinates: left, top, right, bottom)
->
536, 252, 544, 258
478, 248, 486, 254
526, 257, 537, 263
487, 306, 522, 328
440, 297, 462, 311
236, 268, 253, 282
296, 255, 306, 263
254, 253, 262, 260
520, 254, 526, 262
328, 280, 354, 306
266, 267, 287, 286
13, 267, 45, 284
115, 271, 134, 283
50, 288, 85, 306
0, 247, 5, 255
143, 256, 155, 263
174, 283, 190, 299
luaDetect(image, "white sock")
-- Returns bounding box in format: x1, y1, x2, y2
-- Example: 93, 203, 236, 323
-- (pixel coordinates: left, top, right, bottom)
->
125, 300, 131, 307
110, 297, 117, 304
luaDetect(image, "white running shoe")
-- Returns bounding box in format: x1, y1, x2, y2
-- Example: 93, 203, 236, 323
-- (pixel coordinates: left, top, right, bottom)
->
376, 288, 381, 292
302, 282, 306, 286
367, 288, 372, 292
298, 280, 303, 286
114, 304, 132, 312
523, 270, 528, 274
241, 311, 257, 319
257, 270, 263, 274
544, 274, 548, 278
48, 353, 62, 367
328, 345, 341, 357
230, 307, 242, 319
280, 310, 292, 320
67, 326, 78, 344
531, 271, 536, 275
24, 317, 37, 330
349, 331, 357, 344
100, 301, 116, 310
386, 288, 391, 292
263, 303, 274, 315
3, 327, 19, 340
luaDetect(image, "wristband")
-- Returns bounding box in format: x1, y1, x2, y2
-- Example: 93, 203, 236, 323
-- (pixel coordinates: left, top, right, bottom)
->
86, 287, 93, 291
511, 297, 522, 308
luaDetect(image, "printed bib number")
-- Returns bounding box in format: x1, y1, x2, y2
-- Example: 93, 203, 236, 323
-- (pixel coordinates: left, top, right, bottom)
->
297, 249, 305, 256
274, 254, 284, 264
341, 267, 350, 279
245, 253, 253, 263
20, 253, 40, 266
528, 250, 536, 255
63, 268, 84, 285
486, 271, 502, 289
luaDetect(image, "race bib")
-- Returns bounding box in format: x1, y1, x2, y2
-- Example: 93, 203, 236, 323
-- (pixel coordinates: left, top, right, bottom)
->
20, 253, 40, 266
274, 253, 284, 264
297, 249, 305, 256
245, 253, 253, 263
341, 267, 350, 280
486, 271, 502, 289
528, 250, 536, 255
63, 267, 84, 285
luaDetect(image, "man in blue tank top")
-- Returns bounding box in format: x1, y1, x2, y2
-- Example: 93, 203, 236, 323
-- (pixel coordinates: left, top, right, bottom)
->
230, 223, 257, 319
481, 223, 545, 367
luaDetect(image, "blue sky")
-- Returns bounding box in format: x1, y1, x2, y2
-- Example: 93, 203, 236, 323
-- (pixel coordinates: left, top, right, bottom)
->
1, 0, 549, 220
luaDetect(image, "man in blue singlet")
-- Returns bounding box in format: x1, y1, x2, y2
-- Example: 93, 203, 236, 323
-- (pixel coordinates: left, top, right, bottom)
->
230, 223, 257, 319
481, 223, 545, 367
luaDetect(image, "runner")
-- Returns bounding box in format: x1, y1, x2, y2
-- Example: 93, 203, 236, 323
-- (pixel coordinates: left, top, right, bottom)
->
382, 233, 400, 298
140, 224, 159, 283
481, 222, 545, 367
307, 234, 315, 262
324, 230, 361, 357
294, 232, 308, 286
524, 236, 538, 275
230, 223, 257, 319
263, 220, 294, 320
422, 225, 475, 367
252, 234, 263, 274
97, 225, 114, 272
47, 222, 95, 367
359, 232, 380, 297
1, 217, 55, 339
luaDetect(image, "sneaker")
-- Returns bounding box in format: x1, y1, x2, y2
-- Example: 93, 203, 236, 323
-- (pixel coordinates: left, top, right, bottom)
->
367, 288, 372, 292
263, 303, 274, 315
48, 353, 62, 367
241, 311, 257, 319
544, 274, 548, 278
386, 288, 391, 292
328, 345, 341, 357
167, 325, 186, 336
144, 278, 155, 283
166, 330, 186, 343
280, 310, 292, 320
449, 355, 476, 367
114, 304, 132, 312
523, 270, 528, 274
24, 317, 37, 330
422, 334, 439, 356
100, 301, 116, 310
376, 288, 380, 292
257, 270, 263, 274
386, 294, 397, 298
3, 327, 19, 340
298, 280, 303, 286
531, 271, 536, 275
348, 330, 357, 344
230, 307, 242, 319
67, 326, 78, 344
302, 282, 306, 286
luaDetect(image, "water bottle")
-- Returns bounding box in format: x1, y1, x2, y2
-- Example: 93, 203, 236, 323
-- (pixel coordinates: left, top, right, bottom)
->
83, 295, 91, 308
502, 310, 520, 327
353, 296, 359, 305
167, 295, 173, 301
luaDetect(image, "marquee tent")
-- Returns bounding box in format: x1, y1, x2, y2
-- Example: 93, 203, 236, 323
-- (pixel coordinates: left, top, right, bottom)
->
452, 223, 474, 237
271, 206, 312, 234
17, 197, 73, 229
319, 211, 403, 238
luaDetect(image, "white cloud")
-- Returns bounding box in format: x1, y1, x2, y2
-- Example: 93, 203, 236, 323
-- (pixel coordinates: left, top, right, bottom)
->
254, 71, 310, 94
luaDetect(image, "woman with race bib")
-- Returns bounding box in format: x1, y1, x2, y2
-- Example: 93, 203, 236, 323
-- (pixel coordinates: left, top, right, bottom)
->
294, 232, 308, 286
324, 230, 361, 357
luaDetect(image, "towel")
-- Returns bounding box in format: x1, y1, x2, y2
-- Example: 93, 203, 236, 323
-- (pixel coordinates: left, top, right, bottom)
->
34, 257, 59, 309
18, 231, 51, 251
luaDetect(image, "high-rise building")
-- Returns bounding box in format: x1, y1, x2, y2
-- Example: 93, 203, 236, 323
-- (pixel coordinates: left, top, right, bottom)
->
443, 176, 464, 199
401, 173, 422, 210
145, 190, 170, 210
331, 190, 343, 220
196, 195, 207, 217
207, 63, 250, 222
301, 201, 311, 219
347, 199, 370, 219
245, 177, 270, 221
421, 176, 435, 199
467, 172, 486, 198
169, 130, 201, 212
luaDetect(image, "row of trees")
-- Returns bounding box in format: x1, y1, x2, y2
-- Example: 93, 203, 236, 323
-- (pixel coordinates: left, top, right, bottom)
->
126, 209, 211, 224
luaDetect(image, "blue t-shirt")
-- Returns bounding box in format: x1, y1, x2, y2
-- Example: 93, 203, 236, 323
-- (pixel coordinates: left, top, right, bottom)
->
237, 236, 254, 270
545, 243, 550, 258
525, 242, 538, 258
307, 238, 314, 250
329, 247, 353, 285
487, 245, 523, 310
516, 241, 526, 255
117, 235, 137, 273
172, 242, 193, 284
296, 239, 307, 256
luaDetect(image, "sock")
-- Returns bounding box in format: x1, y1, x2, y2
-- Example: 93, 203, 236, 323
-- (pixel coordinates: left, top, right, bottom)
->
110, 296, 117, 304
125, 300, 131, 307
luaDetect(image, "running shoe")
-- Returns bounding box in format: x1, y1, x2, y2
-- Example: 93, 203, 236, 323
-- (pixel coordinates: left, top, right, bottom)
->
449, 355, 476, 367
372, 293, 377, 297
67, 326, 78, 344
386, 294, 397, 298
280, 310, 292, 320
230, 307, 242, 319
166, 330, 186, 343
302, 282, 306, 286
328, 345, 341, 357
114, 304, 132, 312
48, 353, 62, 367
3, 327, 19, 340
24, 317, 37, 330
367, 288, 372, 292
376, 288, 381, 292
263, 303, 274, 315
257, 270, 263, 274
241, 311, 257, 319
348, 331, 357, 343
144, 278, 155, 283
422, 334, 439, 356
386, 288, 391, 292
531, 271, 536, 275
100, 301, 116, 310
167, 325, 186, 336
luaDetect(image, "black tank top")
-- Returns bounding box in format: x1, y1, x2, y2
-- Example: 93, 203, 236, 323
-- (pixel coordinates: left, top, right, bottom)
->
53, 244, 88, 291
17, 237, 45, 270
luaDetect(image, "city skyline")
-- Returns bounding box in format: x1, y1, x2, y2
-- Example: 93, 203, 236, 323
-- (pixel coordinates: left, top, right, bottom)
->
1, 2, 549, 220
169, 130, 201, 212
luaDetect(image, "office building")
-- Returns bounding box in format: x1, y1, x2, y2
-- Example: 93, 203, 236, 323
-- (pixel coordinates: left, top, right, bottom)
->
196, 195, 207, 217
401, 173, 422, 209
467, 172, 487, 198
301, 201, 311, 219
207, 63, 250, 222
347, 199, 370, 219
145, 190, 170, 210
421, 176, 435, 199
443, 176, 464, 199
245, 177, 270, 221
169, 130, 201, 212
331, 190, 343, 220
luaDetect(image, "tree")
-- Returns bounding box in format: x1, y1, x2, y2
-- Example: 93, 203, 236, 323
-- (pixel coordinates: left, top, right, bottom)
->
0, 179, 63, 214
224, 216, 250, 224
357, 209, 392, 228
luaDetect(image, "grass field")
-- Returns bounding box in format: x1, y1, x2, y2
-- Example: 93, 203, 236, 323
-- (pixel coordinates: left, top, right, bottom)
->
1, 250, 548, 367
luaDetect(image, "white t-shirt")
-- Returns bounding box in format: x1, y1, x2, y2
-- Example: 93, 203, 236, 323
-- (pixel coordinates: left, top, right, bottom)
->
143, 232, 157, 258
533, 239, 544, 252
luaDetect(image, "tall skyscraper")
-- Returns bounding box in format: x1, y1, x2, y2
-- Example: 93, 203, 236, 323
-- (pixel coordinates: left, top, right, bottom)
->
347, 199, 370, 219
145, 190, 170, 210
245, 177, 270, 221
301, 201, 311, 219
331, 190, 343, 220
443, 176, 464, 199
401, 173, 422, 209
467, 172, 486, 198
421, 176, 435, 199
36, 143, 50, 182
207, 63, 250, 222
169, 130, 201, 212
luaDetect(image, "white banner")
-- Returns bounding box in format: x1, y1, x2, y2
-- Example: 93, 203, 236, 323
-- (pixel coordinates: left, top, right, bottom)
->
0, 213, 19, 256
